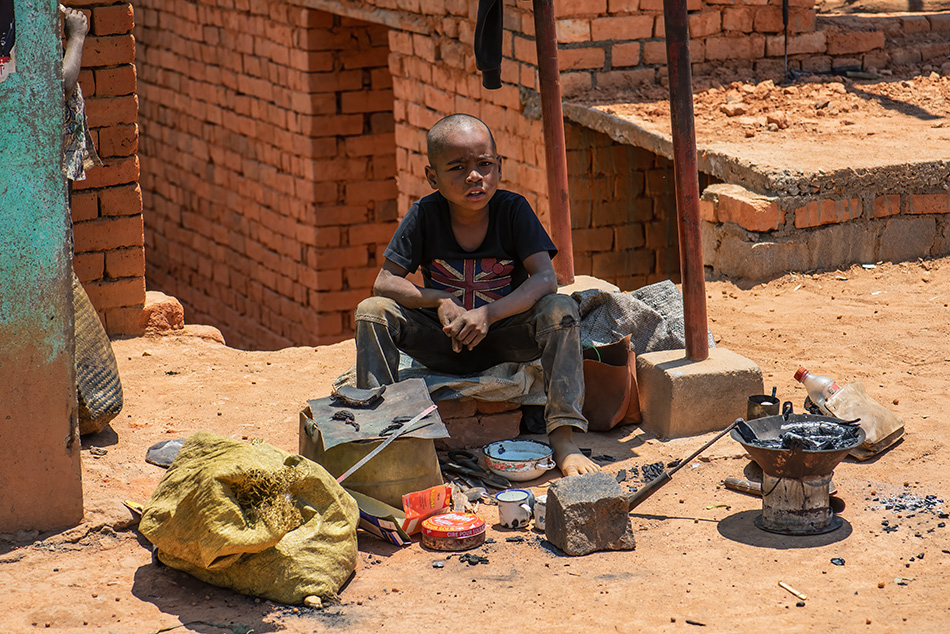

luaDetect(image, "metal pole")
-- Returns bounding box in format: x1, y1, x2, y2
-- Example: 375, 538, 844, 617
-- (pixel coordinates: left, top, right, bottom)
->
662, 0, 709, 361
532, 0, 574, 286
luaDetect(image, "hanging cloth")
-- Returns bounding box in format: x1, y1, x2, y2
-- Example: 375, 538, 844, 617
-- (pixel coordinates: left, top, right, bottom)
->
475, 0, 503, 89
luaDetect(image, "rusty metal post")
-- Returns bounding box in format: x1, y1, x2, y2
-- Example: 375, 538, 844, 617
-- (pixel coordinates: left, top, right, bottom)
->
662, 0, 709, 361
532, 0, 574, 285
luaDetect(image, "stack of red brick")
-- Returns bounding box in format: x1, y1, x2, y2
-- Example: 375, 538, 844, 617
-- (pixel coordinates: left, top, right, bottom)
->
68, 0, 144, 334
434, 398, 523, 451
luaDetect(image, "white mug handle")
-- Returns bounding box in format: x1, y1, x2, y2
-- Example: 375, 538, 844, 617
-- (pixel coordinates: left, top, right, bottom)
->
538, 457, 556, 471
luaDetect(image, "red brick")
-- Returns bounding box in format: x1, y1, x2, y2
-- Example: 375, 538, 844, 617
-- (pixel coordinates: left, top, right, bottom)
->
343, 266, 381, 290
794, 198, 862, 228
766, 31, 826, 57
612, 42, 641, 67
97, 124, 138, 157
642, 40, 667, 65
556, 0, 607, 15
560, 71, 593, 97
105, 247, 146, 279
93, 3, 134, 36
608, 0, 642, 12
84, 95, 138, 127
572, 227, 614, 252
104, 306, 146, 336
99, 183, 143, 216
308, 289, 367, 313
437, 399, 477, 419
81, 34, 135, 68
340, 89, 394, 114
689, 12, 721, 38
754, 6, 785, 33
825, 30, 885, 56
710, 185, 783, 232
475, 400, 521, 414
71, 190, 99, 222
94, 65, 136, 97
72, 215, 144, 253
928, 13, 950, 31
591, 15, 655, 41
873, 195, 900, 218
722, 7, 755, 33
596, 68, 655, 90
559, 47, 606, 71
73, 251, 104, 281
909, 193, 950, 215
307, 245, 369, 270
71, 156, 139, 190
557, 18, 591, 43
705, 35, 765, 60
78, 69, 95, 96
84, 276, 146, 310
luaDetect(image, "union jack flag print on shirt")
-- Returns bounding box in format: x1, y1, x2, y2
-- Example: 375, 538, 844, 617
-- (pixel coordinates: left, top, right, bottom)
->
428, 258, 516, 310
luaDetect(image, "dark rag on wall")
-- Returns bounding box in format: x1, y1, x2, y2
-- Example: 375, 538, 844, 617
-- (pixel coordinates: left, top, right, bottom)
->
475, 0, 503, 89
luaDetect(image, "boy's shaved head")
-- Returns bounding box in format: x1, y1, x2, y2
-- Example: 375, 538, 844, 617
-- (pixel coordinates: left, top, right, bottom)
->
427, 114, 497, 162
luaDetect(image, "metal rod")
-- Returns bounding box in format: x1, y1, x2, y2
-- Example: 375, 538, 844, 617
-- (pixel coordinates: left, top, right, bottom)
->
662, 0, 709, 361
532, 0, 575, 286
336, 404, 438, 484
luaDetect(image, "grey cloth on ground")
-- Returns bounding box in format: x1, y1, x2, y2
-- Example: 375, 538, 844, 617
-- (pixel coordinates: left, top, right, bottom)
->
338, 280, 713, 404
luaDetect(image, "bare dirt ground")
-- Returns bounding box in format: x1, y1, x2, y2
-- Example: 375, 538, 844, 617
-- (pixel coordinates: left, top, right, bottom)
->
2, 257, 949, 633
583, 71, 950, 176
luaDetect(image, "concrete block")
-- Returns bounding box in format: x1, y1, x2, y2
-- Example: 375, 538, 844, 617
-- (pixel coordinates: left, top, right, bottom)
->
636, 347, 763, 438
545, 472, 636, 556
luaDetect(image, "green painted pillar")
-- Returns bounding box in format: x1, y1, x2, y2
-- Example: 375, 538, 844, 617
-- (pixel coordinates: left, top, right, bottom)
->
0, 0, 83, 531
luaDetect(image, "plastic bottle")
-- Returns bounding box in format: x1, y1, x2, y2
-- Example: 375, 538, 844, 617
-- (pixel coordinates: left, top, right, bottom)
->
794, 367, 841, 413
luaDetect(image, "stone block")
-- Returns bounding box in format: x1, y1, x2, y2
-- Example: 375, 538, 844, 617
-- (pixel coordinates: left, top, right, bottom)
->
545, 472, 636, 556
879, 216, 937, 264
636, 347, 762, 439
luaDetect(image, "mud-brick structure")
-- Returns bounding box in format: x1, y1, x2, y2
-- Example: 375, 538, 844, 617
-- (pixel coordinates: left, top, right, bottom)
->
128, 0, 950, 349
67, 1, 144, 334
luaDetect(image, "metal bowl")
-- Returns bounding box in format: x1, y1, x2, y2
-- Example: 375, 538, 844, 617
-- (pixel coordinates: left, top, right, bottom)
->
731, 412, 865, 479
482, 439, 556, 482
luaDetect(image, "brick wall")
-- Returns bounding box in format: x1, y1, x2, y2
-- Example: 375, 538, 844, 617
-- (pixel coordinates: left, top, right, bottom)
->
565, 122, 680, 289
135, 2, 397, 349
67, 1, 144, 334
701, 184, 950, 280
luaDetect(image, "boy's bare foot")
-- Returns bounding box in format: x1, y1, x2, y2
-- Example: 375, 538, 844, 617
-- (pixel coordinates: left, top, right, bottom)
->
548, 425, 601, 477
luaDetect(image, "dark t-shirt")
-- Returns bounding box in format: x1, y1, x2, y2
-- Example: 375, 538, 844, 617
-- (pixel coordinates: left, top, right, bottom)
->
383, 190, 557, 310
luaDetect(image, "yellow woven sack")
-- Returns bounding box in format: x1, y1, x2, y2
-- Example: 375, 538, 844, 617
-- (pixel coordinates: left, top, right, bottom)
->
139, 431, 359, 605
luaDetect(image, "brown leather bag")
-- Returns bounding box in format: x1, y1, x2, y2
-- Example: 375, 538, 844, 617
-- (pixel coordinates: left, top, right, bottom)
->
582, 334, 641, 431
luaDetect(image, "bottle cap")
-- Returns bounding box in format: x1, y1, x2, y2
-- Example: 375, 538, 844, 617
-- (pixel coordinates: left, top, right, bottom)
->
793, 367, 808, 382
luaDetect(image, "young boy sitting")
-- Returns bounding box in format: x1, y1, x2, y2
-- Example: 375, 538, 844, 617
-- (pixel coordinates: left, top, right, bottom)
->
355, 113, 599, 477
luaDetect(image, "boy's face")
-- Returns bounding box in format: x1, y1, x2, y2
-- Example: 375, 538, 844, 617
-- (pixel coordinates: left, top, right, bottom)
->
425, 126, 501, 214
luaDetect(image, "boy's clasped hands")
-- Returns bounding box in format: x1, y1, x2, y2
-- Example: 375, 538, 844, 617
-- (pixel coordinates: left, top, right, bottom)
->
437, 297, 491, 353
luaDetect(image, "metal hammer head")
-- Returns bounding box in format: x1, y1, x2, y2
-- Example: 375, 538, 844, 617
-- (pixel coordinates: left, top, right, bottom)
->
545, 471, 636, 556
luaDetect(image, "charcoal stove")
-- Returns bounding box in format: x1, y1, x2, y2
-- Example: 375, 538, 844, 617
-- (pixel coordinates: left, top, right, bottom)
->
731, 405, 865, 535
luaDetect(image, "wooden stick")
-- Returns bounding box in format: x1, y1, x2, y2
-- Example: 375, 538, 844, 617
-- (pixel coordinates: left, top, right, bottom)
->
779, 581, 807, 601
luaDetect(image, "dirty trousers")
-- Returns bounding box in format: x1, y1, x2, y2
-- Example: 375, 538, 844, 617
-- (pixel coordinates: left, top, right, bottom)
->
354, 294, 588, 435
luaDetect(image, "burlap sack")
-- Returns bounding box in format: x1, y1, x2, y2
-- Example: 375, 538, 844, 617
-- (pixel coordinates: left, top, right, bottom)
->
139, 431, 359, 605
73, 274, 123, 435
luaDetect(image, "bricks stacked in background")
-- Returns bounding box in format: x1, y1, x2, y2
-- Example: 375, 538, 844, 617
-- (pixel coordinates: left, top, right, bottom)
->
565, 123, 686, 289
135, 2, 397, 349
67, 1, 144, 335
434, 399, 523, 451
